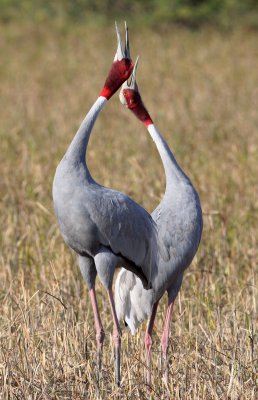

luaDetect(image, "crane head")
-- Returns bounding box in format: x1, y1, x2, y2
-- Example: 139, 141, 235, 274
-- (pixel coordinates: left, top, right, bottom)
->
119, 57, 153, 127
100, 22, 133, 100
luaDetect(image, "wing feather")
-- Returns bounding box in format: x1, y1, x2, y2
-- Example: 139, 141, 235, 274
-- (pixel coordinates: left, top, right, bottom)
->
83, 185, 158, 283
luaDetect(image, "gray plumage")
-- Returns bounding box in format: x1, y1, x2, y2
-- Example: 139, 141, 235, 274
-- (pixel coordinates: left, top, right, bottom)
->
52, 23, 162, 386
115, 82, 203, 334
53, 96, 158, 291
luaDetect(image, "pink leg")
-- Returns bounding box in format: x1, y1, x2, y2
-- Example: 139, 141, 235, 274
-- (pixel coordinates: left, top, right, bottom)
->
161, 298, 174, 383
89, 288, 105, 370
145, 300, 159, 386
107, 288, 122, 386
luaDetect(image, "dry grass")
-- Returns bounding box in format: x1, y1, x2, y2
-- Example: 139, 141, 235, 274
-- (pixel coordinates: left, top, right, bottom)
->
0, 21, 257, 399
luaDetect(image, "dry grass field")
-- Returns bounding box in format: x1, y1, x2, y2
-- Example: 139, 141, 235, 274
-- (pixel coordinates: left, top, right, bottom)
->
0, 20, 257, 399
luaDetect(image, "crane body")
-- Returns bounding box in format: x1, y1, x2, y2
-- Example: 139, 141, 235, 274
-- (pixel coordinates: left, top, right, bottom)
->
116, 59, 203, 384
52, 24, 158, 386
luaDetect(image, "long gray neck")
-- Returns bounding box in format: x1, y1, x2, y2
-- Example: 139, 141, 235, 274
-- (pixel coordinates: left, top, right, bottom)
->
147, 124, 190, 191
65, 96, 107, 165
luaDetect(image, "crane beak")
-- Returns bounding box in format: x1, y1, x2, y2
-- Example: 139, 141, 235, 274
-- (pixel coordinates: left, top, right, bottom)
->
114, 21, 131, 61
124, 21, 130, 59
114, 21, 124, 61
127, 55, 139, 89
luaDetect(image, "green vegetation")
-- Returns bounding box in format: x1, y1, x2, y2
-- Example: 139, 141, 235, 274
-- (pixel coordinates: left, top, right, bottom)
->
0, 13, 257, 400
0, 0, 258, 29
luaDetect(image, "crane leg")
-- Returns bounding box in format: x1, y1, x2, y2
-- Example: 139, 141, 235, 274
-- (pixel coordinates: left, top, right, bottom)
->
144, 300, 159, 386
94, 247, 122, 385
160, 298, 174, 383
107, 288, 122, 387
89, 288, 105, 372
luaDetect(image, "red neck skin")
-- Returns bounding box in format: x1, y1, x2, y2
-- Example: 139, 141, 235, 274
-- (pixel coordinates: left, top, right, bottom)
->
100, 59, 133, 100
122, 89, 153, 127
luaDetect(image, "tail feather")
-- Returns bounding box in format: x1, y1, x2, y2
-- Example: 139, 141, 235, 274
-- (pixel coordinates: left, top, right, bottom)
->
115, 268, 154, 334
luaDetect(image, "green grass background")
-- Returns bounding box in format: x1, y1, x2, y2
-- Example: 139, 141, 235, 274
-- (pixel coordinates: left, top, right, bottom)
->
1, 0, 258, 28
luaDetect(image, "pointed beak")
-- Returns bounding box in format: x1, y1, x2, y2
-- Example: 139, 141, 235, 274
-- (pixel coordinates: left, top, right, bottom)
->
124, 21, 130, 59
115, 21, 124, 61
128, 55, 139, 88
114, 21, 131, 61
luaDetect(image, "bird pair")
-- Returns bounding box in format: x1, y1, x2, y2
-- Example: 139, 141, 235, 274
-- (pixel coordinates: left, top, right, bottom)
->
53, 22, 203, 387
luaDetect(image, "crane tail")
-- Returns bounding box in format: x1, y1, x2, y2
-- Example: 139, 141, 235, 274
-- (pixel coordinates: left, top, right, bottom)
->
115, 268, 154, 334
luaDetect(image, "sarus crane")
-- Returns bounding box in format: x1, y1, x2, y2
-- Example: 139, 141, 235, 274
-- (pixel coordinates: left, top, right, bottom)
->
116, 58, 203, 384
52, 25, 158, 386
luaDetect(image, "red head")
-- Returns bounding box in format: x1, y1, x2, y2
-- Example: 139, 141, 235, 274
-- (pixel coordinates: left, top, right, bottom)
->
119, 57, 153, 127
100, 22, 134, 100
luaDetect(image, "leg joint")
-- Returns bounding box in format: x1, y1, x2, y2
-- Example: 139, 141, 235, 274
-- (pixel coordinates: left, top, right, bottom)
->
145, 332, 153, 353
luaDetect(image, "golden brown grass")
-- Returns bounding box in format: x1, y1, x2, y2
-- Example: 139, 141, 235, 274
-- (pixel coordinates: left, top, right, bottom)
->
0, 21, 257, 399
